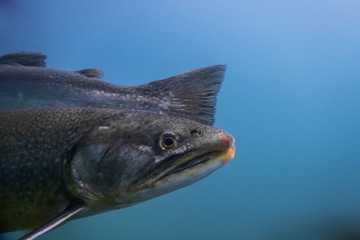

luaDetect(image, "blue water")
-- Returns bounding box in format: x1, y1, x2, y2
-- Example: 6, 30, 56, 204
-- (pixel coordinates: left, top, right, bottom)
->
1, 1, 360, 239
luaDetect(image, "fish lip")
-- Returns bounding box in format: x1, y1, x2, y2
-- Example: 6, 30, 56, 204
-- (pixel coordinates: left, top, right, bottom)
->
158, 151, 218, 181
135, 143, 234, 190
159, 143, 236, 182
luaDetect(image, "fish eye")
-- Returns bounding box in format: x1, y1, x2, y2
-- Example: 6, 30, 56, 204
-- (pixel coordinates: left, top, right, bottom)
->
159, 132, 177, 150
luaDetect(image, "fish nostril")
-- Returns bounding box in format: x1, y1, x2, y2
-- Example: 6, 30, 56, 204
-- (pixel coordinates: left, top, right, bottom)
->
190, 129, 202, 137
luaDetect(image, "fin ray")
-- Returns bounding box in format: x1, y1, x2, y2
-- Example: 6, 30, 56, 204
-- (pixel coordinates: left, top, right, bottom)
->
147, 65, 226, 125
19, 200, 85, 240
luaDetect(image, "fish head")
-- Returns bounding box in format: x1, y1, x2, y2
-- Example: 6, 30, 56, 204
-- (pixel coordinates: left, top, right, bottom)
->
65, 111, 235, 211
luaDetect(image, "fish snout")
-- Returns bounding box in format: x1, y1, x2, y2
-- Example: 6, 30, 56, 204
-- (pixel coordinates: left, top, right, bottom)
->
217, 131, 236, 162
218, 131, 234, 147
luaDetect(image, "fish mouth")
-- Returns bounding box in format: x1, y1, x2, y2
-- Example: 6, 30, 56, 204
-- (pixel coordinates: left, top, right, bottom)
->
159, 152, 214, 180
159, 146, 235, 181
135, 141, 235, 192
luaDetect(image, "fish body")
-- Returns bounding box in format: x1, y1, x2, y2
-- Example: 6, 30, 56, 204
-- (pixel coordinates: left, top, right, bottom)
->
0, 52, 225, 125
0, 108, 235, 237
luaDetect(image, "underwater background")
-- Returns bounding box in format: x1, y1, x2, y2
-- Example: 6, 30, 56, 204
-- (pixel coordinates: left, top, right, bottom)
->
1, 0, 360, 239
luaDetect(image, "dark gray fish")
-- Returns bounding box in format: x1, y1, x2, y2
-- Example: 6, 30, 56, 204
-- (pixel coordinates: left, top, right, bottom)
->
0, 107, 235, 239
0, 52, 226, 125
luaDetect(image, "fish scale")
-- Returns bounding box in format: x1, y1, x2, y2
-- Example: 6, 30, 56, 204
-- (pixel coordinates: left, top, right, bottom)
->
0, 107, 235, 239
0, 108, 115, 232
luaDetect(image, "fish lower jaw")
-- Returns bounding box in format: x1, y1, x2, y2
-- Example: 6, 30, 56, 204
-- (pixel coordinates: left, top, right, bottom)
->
219, 145, 236, 163
158, 144, 235, 183
134, 153, 230, 200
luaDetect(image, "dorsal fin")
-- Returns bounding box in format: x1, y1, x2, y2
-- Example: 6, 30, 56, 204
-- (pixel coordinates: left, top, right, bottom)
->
0, 52, 47, 67
145, 65, 226, 125
76, 68, 104, 78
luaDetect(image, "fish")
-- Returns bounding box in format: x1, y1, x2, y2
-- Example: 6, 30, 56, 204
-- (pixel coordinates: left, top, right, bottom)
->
0, 107, 235, 239
0, 52, 226, 125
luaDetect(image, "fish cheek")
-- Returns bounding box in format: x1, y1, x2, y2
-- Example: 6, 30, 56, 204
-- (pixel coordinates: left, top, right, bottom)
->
65, 142, 112, 203
96, 143, 156, 193
66, 140, 156, 205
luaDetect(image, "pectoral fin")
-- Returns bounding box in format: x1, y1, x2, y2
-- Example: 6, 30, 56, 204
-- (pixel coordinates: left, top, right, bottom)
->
19, 200, 86, 240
